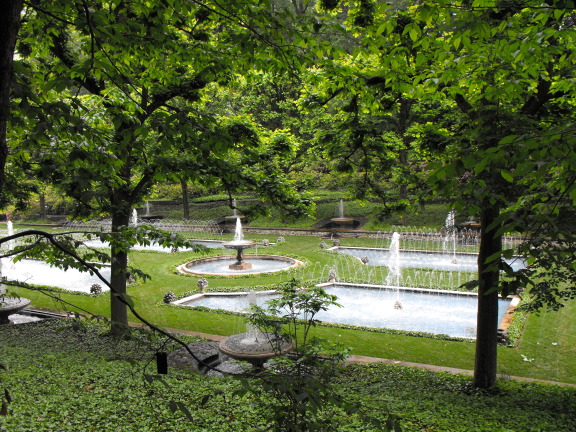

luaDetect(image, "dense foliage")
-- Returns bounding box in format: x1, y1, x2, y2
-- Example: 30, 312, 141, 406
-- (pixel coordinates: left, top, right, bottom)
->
1, 320, 575, 431
297, 0, 576, 388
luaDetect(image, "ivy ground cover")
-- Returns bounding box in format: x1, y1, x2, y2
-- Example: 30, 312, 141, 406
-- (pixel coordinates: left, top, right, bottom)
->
1, 320, 575, 431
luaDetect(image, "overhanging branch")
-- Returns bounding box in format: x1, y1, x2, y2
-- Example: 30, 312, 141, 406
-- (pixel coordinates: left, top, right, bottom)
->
1, 230, 226, 375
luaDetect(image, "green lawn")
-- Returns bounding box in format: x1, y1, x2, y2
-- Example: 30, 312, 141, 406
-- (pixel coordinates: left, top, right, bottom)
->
9, 230, 576, 385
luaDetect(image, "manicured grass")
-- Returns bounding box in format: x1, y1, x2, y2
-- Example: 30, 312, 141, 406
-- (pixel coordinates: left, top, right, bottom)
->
9, 231, 576, 385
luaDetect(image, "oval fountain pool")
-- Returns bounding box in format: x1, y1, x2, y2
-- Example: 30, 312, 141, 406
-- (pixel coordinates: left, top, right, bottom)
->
179, 255, 303, 276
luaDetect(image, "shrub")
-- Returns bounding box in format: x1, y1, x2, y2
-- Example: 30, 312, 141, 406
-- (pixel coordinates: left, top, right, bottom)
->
89, 284, 103, 295
163, 291, 177, 303
240, 278, 397, 431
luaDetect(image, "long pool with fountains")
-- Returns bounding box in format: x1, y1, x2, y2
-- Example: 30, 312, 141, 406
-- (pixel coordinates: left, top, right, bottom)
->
175, 284, 517, 339
174, 226, 524, 339
334, 246, 527, 272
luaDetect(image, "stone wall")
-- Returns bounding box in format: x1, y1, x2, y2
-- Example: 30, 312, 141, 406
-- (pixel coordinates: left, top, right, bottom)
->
242, 226, 389, 239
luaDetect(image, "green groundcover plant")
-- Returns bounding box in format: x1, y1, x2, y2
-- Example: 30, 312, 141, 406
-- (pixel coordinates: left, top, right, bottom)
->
1, 320, 575, 432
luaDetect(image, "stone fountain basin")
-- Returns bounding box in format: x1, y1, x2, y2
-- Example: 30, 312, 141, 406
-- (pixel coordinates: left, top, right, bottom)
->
0, 297, 31, 324
219, 332, 292, 366
222, 240, 256, 248
178, 255, 303, 276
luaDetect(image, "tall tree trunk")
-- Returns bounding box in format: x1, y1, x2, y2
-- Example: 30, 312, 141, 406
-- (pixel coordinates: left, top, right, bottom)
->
109, 189, 130, 336
473, 199, 502, 388
39, 193, 47, 219
397, 97, 412, 200
0, 0, 24, 196
181, 178, 190, 219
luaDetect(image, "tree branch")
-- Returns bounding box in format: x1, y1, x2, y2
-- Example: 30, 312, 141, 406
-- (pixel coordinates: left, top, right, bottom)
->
1, 230, 228, 375
454, 93, 476, 118
146, 76, 208, 115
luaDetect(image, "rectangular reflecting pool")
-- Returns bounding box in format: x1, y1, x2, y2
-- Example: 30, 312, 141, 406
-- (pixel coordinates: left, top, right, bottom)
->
336, 247, 526, 272
2, 259, 111, 293
178, 283, 516, 338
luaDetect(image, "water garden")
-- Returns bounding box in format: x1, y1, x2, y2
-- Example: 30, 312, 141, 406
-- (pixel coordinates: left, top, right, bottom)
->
2, 212, 521, 341
2, 1, 576, 430
1, 204, 575, 430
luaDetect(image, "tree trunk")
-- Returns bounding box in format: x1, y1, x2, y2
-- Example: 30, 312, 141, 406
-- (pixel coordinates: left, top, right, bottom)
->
397, 97, 412, 200
39, 193, 47, 219
0, 0, 24, 196
181, 178, 190, 219
109, 189, 131, 336
473, 199, 502, 388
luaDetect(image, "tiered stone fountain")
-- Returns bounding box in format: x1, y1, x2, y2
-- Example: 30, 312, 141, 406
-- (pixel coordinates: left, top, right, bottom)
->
180, 218, 302, 276
222, 218, 255, 270
219, 331, 292, 368
218, 291, 292, 368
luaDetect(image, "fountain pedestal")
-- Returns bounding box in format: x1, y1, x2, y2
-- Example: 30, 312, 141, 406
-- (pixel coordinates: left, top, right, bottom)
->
229, 261, 253, 270
223, 241, 256, 270
222, 218, 255, 270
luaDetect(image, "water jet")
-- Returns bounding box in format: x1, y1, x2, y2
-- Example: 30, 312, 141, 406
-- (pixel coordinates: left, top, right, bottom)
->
222, 218, 255, 270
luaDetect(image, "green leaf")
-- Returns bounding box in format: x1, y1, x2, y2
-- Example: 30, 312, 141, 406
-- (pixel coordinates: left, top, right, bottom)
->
500, 170, 514, 183
486, 251, 502, 264
502, 249, 514, 259
453, 36, 461, 50
460, 280, 479, 291
474, 158, 490, 175
499, 135, 518, 145
115, 293, 134, 309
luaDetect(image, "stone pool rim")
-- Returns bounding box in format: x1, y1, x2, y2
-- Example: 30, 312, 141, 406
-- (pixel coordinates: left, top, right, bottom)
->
177, 254, 304, 276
